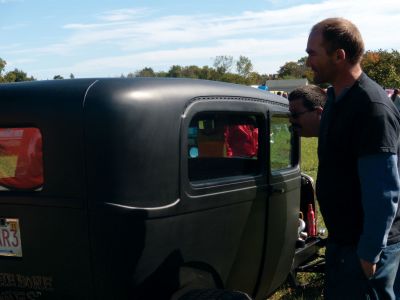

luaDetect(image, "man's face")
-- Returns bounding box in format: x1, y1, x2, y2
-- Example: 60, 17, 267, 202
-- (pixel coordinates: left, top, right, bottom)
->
289, 98, 321, 137
306, 30, 336, 84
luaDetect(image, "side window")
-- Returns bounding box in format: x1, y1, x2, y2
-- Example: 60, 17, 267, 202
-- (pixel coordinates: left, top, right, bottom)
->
0, 128, 43, 191
270, 115, 292, 171
188, 112, 261, 182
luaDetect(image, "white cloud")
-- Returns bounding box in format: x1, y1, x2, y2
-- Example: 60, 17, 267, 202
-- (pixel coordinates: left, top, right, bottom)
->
66, 1, 400, 49
31, 35, 310, 78
98, 8, 149, 21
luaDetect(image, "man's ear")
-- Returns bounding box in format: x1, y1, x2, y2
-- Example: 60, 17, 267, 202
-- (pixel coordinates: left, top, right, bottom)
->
315, 106, 323, 116
335, 49, 346, 62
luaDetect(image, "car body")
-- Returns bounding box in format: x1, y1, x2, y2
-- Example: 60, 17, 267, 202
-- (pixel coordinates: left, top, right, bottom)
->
0, 78, 321, 300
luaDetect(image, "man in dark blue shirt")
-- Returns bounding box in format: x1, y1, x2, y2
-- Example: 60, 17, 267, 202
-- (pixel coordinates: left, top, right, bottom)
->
306, 18, 400, 299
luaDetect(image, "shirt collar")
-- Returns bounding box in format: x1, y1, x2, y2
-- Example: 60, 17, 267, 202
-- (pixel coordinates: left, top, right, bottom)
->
327, 86, 350, 103
326, 72, 364, 103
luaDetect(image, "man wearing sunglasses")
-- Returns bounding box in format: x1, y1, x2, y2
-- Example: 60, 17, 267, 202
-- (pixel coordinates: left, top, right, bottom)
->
288, 85, 326, 137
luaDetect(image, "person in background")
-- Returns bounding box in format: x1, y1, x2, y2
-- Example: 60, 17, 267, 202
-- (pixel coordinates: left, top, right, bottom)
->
392, 89, 400, 112
307, 17, 400, 299
224, 118, 258, 158
288, 85, 326, 137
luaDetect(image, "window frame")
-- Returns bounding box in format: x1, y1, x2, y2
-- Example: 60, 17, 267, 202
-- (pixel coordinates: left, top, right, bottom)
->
268, 112, 300, 177
181, 100, 267, 196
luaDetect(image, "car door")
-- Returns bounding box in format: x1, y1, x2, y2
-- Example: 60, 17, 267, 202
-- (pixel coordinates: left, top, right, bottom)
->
179, 98, 271, 296
254, 112, 301, 299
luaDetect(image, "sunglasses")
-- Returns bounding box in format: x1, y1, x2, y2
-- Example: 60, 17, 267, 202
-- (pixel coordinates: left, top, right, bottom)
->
289, 108, 315, 119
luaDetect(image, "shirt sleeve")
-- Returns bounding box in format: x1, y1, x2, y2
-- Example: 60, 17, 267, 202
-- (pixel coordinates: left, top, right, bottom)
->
357, 102, 400, 156
357, 153, 400, 263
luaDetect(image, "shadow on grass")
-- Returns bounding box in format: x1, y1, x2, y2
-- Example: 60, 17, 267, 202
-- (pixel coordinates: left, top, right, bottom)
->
267, 273, 324, 300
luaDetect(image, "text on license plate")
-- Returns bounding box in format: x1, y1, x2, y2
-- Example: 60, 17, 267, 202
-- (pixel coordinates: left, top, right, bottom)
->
0, 218, 22, 257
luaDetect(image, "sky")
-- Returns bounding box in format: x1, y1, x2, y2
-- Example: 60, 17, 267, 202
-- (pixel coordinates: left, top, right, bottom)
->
1, 0, 400, 80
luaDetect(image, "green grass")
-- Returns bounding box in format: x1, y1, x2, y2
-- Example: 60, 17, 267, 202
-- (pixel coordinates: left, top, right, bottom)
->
300, 138, 325, 231
300, 137, 318, 180
267, 137, 325, 300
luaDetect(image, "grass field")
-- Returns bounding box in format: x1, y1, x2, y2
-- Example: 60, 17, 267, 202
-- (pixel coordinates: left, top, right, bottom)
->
299, 137, 319, 181
267, 137, 325, 300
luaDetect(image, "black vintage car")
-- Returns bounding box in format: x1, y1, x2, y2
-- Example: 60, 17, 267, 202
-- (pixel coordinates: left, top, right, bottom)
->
0, 78, 322, 300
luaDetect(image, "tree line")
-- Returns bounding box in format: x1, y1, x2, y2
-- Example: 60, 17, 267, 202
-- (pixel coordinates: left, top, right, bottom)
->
1, 50, 399, 88
0, 58, 35, 83
278, 49, 400, 88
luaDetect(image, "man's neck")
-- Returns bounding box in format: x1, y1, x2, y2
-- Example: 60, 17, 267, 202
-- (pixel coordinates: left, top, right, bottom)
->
331, 64, 363, 97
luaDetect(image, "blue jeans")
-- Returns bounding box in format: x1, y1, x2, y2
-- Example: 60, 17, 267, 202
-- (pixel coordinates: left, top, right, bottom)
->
325, 241, 400, 300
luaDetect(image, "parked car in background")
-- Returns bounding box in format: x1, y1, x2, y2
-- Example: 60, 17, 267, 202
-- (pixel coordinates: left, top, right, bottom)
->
0, 78, 323, 300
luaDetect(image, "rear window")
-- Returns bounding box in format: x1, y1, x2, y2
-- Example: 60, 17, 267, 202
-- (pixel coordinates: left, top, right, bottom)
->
0, 128, 43, 191
188, 112, 261, 182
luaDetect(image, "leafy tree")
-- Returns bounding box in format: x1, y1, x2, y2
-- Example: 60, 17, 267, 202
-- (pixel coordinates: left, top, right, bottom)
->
167, 65, 183, 78
362, 50, 400, 88
156, 71, 168, 77
196, 66, 217, 80
247, 72, 263, 85
277, 57, 313, 81
135, 67, 156, 77
181, 65, 203, 79
0, 58, 6, 76
296, 57, 314, 83
278, 61, 302, 79
236, 56, 253, 78
220, 73, 248, 85
6, 51, 400, 88
213, 55, 233, 74
0, 58, 36, 83
0, 58, 6, 83
4, 69, 35, 82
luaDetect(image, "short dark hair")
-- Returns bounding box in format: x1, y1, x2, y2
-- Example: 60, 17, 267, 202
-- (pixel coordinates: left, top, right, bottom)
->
311, 18, 364, 65
288, 85, 326, 110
